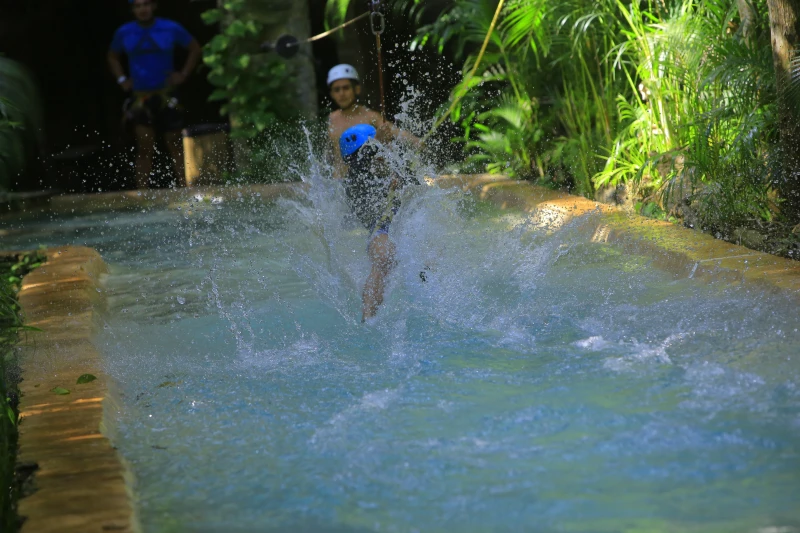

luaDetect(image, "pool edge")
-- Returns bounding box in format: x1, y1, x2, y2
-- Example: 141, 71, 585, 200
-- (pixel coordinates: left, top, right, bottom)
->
437, 175, 800, 296
16, 246, 139, 533
9, 177, 800, 296
7, 177, 800, 530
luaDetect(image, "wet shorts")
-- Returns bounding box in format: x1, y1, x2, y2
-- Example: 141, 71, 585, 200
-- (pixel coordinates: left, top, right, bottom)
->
125, 92, 184, 132
369, 203, 399, 239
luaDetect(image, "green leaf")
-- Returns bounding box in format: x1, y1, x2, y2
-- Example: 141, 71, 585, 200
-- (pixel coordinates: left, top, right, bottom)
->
209, 89, 229, 102
50, 386, 70, 395
209, 34, 230, 53
76, 374, 97, 384
203, 53, 222, 69
201, 8, 223, 25
226, 20, 248, 38
244, 20, 259, 35
237, 54, 251, 69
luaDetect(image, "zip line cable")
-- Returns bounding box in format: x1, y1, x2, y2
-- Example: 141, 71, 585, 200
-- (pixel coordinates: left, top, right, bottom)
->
265, 0, 505, 140
263, 11, 370, 56
297, 11, 370, 46
264, 2, 385, 118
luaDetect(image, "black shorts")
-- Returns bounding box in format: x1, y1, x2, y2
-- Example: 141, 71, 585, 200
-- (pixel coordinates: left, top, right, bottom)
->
125, 92, 184, 132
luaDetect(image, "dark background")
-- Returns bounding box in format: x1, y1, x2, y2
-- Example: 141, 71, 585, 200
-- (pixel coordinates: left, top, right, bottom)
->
0, 0, 457, 192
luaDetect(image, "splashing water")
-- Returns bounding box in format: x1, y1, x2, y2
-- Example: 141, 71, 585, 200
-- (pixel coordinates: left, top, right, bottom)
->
3, 123, 800, 533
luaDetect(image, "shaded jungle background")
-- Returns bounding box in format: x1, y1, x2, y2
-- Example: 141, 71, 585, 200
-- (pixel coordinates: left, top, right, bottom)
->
1, 0, 800, 254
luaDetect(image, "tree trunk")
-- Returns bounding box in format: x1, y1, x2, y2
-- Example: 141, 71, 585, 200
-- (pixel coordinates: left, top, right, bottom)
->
221, 0, 318, 172
737, 0, 755, 42
766, 0, 800, 222
247, 0, 318, 118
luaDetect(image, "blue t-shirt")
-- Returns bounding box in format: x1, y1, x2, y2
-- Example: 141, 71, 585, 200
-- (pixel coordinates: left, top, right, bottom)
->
110, 18, 193, 92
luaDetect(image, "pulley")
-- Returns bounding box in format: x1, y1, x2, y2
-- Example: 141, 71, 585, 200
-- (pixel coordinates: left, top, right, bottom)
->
260, 34, 300, 59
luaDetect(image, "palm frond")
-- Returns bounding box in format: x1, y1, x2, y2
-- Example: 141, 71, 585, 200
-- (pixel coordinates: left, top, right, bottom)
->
0, 57, 43, 190
788, 49, 800, 113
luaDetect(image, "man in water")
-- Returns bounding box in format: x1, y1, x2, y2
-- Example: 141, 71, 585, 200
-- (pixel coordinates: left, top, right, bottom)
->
339, 124, 418, 320
108, 0, 201, 189
326, 64, 421, 177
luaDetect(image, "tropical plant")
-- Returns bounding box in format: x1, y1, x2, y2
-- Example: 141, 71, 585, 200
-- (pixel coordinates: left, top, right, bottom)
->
403, 0, 625, 195
324, 0, 792, 247
0, 57, 43, 191
1, 250, 45, 533
201, 0, 297, 138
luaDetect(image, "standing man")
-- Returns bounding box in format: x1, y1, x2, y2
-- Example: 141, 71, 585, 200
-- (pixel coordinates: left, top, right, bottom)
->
108, 0, 201, 188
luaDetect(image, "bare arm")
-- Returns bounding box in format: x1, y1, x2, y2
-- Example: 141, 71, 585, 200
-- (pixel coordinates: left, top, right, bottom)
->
182, 39, 202, 78
107, 50, 132, 91
107, 50, 125, 79
374, 113, 423, 149
327, 125, 347, 179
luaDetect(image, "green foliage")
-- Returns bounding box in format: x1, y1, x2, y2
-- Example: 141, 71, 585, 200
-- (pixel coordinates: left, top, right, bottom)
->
409, 0, 621, 195
0, 250, 44, 347
670, 114, 777, 233
790, 50, 800, 113
202, 0, 297, 139
4, 251, 45, 289
456, 91, 545, 178
325, 0, 430, 26
76, 374, 97, 385
0, 57, 43, 191
350, 0, 782, 230
1, 250, 45, 533
325, 0, 355, 27
194, 116, 325, 185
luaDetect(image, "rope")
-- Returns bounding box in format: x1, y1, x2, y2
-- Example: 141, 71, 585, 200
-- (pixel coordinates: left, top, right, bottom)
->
422, 0, 506, 141
288, 11, 370, 47
374, 34, 386, 118
370, 3, 387, 118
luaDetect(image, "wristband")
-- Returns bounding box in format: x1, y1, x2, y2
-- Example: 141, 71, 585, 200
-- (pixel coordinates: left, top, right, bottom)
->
117, 75, 128, 84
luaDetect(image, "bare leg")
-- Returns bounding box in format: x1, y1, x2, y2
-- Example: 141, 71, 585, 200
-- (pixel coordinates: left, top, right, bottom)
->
362, 232, 396, 321
134, 125, 156, 189
163, 131, 187, 188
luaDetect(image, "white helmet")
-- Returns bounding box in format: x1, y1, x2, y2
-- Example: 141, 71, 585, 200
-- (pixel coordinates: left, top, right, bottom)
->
327, 64, 359, 86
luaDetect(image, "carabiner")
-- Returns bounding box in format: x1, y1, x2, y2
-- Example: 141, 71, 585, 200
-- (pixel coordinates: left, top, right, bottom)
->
370, 11, 385, 35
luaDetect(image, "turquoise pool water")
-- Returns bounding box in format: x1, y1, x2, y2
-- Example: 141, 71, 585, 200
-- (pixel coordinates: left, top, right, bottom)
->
3, 184, 800, 533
